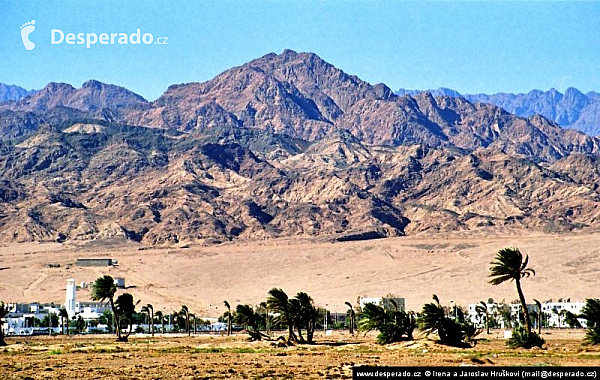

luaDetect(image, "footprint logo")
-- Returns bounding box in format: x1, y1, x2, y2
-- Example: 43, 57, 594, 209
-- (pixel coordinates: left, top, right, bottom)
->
20, 20, 36, 50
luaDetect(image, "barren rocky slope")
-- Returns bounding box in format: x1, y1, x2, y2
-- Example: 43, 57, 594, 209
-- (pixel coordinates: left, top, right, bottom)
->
398, 87, 600, 136
0, 50, 599, 244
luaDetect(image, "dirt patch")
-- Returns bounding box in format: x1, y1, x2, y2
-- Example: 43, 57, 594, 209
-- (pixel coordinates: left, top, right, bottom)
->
1, 330, 598, 379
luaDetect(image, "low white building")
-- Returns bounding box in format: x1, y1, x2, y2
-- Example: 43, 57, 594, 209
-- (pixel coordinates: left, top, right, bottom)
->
65, 279, 110, 321
3, 303, 62, 335
467, 299, 589, 329
359, 297, 405, 312
541, 301, 587, 328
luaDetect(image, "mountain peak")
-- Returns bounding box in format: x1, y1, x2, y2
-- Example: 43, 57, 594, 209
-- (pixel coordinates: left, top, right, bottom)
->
42, 82, 76, 93
82, 79, 105, 89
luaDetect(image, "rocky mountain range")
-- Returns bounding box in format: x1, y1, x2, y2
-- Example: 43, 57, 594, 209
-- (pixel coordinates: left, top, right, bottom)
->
397, 87, 600, 136
0, 83, 36, 103
1, 50, 599, 245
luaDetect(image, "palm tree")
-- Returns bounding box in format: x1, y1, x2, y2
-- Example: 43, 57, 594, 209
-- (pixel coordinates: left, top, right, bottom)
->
0, 301, 8, 346
91, 275, 124, 341
233, 304, 265, 341
180, 305, 190, 336
345, 302, 356, 336
224, 301, 232, 336
419, 295, 477, 347
268, 288, 297, 343
155, 311, 164, 334
475, 301, 490, 334
147, 304, 154, 336
294, 292, 319, 343
115, 293, 137, 342
259, 301, 270, 334
580, 298, 600, 344
533, 299, 542, 334
288, 297, 305, 343
59, 308, 69, 335
358, 301, 416, 344
489, 247, 536, 335
141, 305, 154, 335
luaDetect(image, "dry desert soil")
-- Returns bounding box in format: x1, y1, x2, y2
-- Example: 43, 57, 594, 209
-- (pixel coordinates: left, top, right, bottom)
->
1, 330, 599, 379
0, 231, 599, 314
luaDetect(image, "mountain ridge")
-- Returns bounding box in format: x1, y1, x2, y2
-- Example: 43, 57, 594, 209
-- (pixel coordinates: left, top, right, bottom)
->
0, 50, 599, 245
0, 83, 37, 103
397, 87, 600, 136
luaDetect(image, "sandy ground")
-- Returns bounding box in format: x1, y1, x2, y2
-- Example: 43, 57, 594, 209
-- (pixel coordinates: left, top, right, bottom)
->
0, 232, 599, 316
1, 330, 598, 379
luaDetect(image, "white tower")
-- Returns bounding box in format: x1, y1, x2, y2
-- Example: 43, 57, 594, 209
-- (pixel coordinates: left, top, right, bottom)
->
65, 279, 77, 318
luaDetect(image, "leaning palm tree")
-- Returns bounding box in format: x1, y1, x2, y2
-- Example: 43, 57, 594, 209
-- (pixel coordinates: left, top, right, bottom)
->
475, 301, 490, 334
267, 288, 297, 343
91, 275, 123, 341
489, 247, 535, 335
146, 304, 154, 336
294, 292, 319, 343
155, 311, 164, 334
345, 302, 356, 335
259, 301, 270, 334
224, 301, 232, 336
533, 299, 542, 334
180, 305, 190, 336
0, 301, 8, 346
115, 293, 136, 342
233, 304, 266, 341
59, 308, 69, 335
359, 301, 416, 344
141, 305, 154, 335
580, 298, 600, 344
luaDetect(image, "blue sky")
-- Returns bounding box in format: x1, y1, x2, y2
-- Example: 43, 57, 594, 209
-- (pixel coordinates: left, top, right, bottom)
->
1, 1, 599, 100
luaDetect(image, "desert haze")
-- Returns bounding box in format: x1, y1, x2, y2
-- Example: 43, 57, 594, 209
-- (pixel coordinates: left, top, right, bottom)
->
1, 231, 598, 313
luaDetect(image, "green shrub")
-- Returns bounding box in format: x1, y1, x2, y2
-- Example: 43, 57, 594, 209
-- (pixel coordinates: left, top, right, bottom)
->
358, 302, 416, 344
580, 299, 600, 345
507, 326, 545, 348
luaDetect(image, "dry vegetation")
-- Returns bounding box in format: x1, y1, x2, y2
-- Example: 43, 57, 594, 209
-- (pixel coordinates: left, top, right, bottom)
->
1, 330, 599, 379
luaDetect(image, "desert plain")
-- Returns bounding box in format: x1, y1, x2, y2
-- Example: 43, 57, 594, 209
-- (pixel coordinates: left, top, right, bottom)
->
1, 231, 599, 314
1, 231, 600, 378
1, 329, 599, 379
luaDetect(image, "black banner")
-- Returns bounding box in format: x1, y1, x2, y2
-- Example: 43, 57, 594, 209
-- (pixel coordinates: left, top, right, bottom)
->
353, 366, 599, 380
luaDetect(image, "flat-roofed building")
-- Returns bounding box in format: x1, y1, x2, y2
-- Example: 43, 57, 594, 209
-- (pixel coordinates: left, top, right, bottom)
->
76, 258, 113, 267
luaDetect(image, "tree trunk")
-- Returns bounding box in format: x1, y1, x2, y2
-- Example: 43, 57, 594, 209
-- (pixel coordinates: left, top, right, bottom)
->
119, 322, 132, 342
296, 324, 305, 343
0, 321, 6, 346
486, 311, 490, 334
266, 307, 270, 334
307, 321, 315, 343
228, 313, 232, 336
287, 324, 297, 343
109, 298, 121, 341
515, 279, 532, 334
187, 315, 190, 336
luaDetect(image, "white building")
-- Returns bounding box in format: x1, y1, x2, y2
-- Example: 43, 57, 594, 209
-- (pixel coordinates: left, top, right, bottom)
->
468, 300, 588, 329
66, 279, 77, 318
359, 297, 405, 311
3, 303, 62, 336
64, 279, 110, 321
541, 301, 587, 328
